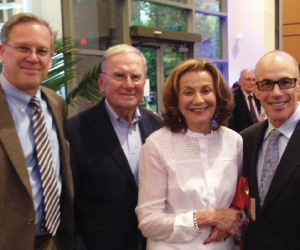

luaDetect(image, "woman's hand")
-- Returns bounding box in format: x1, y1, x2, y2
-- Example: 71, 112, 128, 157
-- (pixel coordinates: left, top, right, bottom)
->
203, 227, 230, 244
213, 208, 243, 235
194, 208, 243, 236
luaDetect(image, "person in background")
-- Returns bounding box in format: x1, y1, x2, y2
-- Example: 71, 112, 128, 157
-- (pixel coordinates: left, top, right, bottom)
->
242, 51, 300, 250
65, 44, 162, 250
229, 69, 263, 132
231, 81, 241, 92
136, 59, 243, 250
0, 13, 73, 249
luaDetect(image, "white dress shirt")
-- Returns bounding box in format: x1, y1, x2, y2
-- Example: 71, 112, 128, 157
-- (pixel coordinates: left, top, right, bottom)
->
136, 126, 243, 250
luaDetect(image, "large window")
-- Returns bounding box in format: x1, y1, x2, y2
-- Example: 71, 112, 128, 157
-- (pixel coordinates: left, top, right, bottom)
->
131, 0, 187, 32
195, 13, 221, 59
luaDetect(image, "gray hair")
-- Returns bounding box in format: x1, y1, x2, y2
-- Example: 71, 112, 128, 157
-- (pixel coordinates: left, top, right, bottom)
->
102, 44, 147, 74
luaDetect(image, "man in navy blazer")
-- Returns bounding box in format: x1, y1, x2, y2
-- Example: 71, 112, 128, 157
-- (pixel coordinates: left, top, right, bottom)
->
241, 51, 300, 250
65, 44, 162, 250
229, 69, 262, 132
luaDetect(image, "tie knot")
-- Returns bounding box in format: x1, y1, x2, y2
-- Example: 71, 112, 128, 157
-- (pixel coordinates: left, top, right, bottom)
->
269, 129, 282, 142
248, 95, 253, 101
29, 96, 41, 110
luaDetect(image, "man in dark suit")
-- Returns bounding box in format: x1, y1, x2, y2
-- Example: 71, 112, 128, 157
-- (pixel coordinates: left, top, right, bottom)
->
0, 13, 73, 249
241, 50, 300, 250
65, 44, 162, 250
229, 69, 262, 132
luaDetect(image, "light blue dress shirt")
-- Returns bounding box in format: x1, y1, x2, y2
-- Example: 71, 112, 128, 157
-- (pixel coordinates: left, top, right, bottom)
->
105, 99, 143, 186
1, 74, 62, 235
257, 104, 300, 184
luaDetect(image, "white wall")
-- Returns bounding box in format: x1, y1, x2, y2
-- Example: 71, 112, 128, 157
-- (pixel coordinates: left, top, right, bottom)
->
228, 0, 275, 86
31, 0, 63, 38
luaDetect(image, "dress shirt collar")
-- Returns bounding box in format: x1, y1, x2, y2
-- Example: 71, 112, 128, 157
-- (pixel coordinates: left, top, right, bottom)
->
105, 98, 141, 125
1, 73, 42, 113
264, 103, 300, 140
241, 87, 254, 99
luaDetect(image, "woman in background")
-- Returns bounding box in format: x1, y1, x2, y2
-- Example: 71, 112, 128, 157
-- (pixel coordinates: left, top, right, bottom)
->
136, 59, 243, 249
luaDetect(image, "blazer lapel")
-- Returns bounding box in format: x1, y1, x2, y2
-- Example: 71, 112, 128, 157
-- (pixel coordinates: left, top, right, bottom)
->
0, 85, 33, 197
138, 108, 154, 144
90, 100, 137, 190
262, 120, 300, 212
247, 121, 268, 215
238, 88, 253, 123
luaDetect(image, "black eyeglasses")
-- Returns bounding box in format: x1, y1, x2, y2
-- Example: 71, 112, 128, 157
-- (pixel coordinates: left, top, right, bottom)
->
256, 78, 297, 91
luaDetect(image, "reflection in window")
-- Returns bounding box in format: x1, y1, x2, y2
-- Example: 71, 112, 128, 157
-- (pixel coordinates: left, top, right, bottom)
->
163, 47, 184, 81
7, 9, 14, 19
195, 0, 220, 11
168, 0, 187, 3
137, 47, 157, 112
0, 10, 3, 23
131, 0, 187, 32
195, 13, 221, 59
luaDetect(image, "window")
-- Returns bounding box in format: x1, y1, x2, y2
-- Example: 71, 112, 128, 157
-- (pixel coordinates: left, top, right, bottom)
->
131, 0, 187, 32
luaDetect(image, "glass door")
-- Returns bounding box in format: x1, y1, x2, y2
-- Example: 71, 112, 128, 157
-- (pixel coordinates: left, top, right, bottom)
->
137, 44, 186, 115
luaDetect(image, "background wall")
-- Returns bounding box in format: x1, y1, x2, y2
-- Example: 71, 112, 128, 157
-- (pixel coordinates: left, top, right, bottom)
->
228, 0, 275, 86
282, 0, 300, 64
32, 0, 63, 38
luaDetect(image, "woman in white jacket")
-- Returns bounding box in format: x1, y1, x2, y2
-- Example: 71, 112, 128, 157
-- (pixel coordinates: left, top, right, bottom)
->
136, 59, 243, 250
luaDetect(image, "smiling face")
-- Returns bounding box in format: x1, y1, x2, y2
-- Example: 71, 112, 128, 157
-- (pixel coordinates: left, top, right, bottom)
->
0, 22, 53, 95
178, 70, 216, 134
255, 52, 300, 128
98, 52, 146, 121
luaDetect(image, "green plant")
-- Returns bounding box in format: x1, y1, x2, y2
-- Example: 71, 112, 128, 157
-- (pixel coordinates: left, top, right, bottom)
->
43, 37, 104, 106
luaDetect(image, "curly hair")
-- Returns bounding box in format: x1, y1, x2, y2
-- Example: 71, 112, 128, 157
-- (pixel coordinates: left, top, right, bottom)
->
162, 59, 234, 133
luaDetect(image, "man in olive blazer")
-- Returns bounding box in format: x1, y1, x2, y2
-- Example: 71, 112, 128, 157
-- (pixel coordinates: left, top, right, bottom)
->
0, 13, 73, 249
0, 86, 74, 249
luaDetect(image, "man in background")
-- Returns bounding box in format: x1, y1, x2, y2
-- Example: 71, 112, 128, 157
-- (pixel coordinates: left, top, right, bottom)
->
229, 69, 262, 132
242, 51, 300, 250
0, 13, 73, 249
65, 44, 162, 250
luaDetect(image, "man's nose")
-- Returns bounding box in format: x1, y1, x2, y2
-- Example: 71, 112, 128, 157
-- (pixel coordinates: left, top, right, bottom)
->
25, 49, 39, 62
123, 76, 135, 89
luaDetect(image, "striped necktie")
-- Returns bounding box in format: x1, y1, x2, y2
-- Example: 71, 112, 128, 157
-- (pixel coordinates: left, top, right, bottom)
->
29, 96, 60, 235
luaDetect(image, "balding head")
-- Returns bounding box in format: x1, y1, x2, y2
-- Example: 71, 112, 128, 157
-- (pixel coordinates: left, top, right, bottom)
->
239, 69, 255, 95
255, 50, 300, 128
255, 50, 299, 81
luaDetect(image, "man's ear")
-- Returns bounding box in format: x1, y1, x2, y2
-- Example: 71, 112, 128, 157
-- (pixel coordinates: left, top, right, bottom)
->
254, 86, 261, 100
98, 74, 105, 92
0, 44, 6, 63
296, 77, 300, 95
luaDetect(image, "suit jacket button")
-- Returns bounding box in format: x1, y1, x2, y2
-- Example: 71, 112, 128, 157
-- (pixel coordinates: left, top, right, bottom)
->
27, 219, 34, 225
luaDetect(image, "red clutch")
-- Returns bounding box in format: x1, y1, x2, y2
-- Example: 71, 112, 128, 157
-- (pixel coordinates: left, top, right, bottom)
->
232, 176, 251, 250
232, 176, 250, 212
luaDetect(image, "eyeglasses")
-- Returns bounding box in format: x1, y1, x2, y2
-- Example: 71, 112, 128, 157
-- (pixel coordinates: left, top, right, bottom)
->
4, 43, 51, 57
256, 78, 297, 91
102, 72, 143, 83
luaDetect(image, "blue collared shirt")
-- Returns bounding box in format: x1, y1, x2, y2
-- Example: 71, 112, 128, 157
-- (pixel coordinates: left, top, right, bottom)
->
105, 99, 143, 186
1, 74, 62, 235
